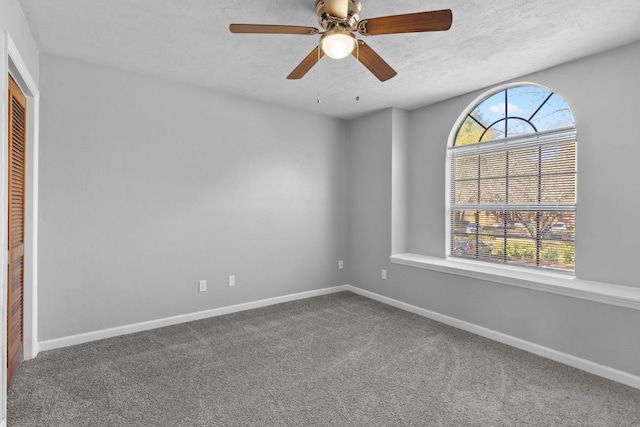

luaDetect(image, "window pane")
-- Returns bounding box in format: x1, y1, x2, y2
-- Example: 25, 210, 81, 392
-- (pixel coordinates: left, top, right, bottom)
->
541, 143, 576, 175
452, 234, 495, 260
480, 152, 506, 178
507, 211, 538, 237
541, 175, 576, 203
507, 86, 553, 120
452, 210, 475, 232
451, 209, 495, 261
504, 238, 537, 266
539, 240, 575, 270
455, 156, 479, 180
539, 211, 575, 239
479, 178, 506, 203
454, 117, 485, 146
472, 92, 505, 128
486, 236, 506, 263
530, 94, 574, 131
484, 122, 506, 141
508, 176, 539, 203
454, 180, 478, 204
508, 147, 539, 176
506, 118, 536, 138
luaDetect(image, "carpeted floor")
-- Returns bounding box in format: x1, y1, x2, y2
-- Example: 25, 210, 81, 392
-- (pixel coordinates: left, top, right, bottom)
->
8, 291, 640, 426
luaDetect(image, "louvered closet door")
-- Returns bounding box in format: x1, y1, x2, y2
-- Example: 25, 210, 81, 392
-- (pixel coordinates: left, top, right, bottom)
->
7, 75, 27, 385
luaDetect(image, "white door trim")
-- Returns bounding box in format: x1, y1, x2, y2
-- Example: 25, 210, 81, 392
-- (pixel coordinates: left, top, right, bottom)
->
7, 33, 40, 363
1, 30, 40, 427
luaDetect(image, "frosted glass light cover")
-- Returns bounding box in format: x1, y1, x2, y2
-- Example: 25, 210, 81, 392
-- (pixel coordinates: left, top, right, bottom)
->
321, 33, 355, 59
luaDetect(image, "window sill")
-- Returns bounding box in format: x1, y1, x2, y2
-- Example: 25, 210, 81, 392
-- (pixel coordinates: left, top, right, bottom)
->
389, 253, 640, 310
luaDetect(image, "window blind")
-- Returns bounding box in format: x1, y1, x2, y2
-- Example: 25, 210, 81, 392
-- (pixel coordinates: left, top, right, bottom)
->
450, 127, 577, 272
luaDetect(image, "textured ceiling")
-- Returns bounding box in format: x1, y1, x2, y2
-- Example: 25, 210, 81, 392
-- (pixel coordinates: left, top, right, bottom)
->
17, 0, 640, 119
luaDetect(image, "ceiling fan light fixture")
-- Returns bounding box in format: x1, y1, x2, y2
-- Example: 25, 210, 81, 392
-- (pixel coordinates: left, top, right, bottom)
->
320, 29, 355, 59
231, 1, 452, 81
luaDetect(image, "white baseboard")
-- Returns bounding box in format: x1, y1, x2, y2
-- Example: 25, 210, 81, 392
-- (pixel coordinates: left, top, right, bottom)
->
37, 283, 640, 391
344, 285, 640, 390
38, 285, 350, 352
25, 340, 40, 361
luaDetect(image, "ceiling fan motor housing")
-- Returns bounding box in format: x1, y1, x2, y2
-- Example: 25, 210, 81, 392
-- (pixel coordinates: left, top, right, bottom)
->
316, 0, 362, 31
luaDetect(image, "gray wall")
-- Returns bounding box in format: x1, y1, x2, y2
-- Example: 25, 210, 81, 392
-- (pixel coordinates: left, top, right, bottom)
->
348, 109, 393, 286
348, 41, 640, 376
38, 54, 349, 341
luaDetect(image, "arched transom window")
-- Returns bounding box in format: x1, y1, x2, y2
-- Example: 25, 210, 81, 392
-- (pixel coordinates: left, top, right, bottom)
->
449, 84, 576, 273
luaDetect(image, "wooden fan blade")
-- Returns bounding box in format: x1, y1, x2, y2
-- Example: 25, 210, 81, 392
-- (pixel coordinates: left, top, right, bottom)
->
325, 0, 348, 19
229, 24, 319, 35
287, 47, 325, 80
358, 9, 452, 36
352, 41, 397, 82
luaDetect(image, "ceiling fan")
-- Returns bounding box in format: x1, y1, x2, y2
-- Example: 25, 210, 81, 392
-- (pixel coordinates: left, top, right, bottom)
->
229, 0, 452, 82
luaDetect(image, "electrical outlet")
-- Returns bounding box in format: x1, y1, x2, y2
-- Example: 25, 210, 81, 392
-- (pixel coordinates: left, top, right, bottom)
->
228, 275, 236, 287
199, 280, 207, 292
338, 260, 344, 269
381, 269, 387, 280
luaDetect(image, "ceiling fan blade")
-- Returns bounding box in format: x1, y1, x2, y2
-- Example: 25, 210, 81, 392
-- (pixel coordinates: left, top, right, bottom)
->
352, 41, 397, 82
357, 9, 452, 36
287, 47, 325, 80
229, 24, 319, 35
325, 0, 348, 19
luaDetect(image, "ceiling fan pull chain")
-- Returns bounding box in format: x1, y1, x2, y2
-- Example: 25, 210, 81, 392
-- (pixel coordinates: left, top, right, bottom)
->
317, 45, 322, 104
355, 40, 360, 101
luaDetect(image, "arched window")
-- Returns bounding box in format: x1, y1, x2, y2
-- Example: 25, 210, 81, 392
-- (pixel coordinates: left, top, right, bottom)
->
448, 84, 576, 273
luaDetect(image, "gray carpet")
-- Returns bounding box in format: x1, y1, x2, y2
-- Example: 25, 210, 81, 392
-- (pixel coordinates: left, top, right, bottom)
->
8, 291, 640, 426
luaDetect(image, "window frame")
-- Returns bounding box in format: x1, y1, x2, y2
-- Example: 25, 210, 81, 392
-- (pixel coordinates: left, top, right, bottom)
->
445, 83, 576, 274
